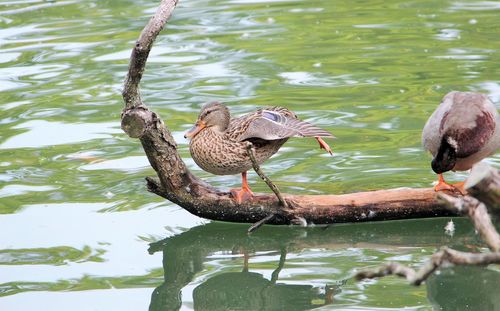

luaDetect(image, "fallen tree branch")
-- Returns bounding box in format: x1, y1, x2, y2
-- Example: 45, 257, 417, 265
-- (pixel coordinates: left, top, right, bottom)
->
355, 247, 500, 285
121, 0, 458, 226
145, 176, 455, 224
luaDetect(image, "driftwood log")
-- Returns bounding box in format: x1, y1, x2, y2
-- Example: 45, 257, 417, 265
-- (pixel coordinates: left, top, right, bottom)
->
355, 163, 500, 285
121, 0, 458, 226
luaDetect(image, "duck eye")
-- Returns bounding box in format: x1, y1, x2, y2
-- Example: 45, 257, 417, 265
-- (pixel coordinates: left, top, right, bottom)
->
199, 111, 208, 120
203, 110, 213, 118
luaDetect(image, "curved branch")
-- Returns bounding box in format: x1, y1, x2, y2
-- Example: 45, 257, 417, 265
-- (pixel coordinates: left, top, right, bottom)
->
122, 0, 179, 110
121, 0, 457, 226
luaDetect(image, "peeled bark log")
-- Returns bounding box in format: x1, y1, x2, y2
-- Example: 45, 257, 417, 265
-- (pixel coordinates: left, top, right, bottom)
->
147, 175, 455, 224
121, 0, 457, 226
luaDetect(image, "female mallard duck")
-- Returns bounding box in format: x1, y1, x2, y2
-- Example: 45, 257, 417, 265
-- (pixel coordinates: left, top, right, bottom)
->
184, 102, 334, 203
422, 91, 500, 193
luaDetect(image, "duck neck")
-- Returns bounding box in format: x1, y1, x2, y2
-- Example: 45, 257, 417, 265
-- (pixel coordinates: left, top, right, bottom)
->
211, 124, 227, 134
195, 125, 225, 141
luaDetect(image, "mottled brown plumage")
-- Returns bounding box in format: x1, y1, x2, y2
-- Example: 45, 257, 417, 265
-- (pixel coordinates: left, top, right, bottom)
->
185, 102, 334, 202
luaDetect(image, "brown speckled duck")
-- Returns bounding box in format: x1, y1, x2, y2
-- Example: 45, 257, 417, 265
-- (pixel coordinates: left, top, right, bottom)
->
184, 102, 334, 203
422, 91, 500, 193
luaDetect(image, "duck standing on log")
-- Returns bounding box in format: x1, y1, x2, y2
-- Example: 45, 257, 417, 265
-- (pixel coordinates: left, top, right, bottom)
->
184, 102, 334, 203
422, 91, 500, 194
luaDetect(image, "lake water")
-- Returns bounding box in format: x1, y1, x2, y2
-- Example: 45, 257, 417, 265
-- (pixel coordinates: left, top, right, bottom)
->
1, 0, 499, 310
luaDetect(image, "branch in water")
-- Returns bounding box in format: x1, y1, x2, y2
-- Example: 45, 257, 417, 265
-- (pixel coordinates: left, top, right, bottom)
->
355, 247, 500, 285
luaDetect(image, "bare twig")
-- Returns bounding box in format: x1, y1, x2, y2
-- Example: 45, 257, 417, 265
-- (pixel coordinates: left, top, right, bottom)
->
355, 247, 500, 285
245, 142, 288, 208
438, 193, 500, 252
247, 214, 276, 234
355, 262, 417, 283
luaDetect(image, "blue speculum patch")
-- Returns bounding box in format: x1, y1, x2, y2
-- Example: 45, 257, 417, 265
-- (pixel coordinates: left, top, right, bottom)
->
262, 111, 279, 121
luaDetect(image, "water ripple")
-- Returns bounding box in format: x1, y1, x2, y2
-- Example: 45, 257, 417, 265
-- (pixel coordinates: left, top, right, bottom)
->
0, 1, 76, 15
0, 120, 121, 149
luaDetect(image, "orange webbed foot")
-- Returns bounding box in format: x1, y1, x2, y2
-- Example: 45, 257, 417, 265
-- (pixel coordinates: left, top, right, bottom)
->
230, 187, 254, 204
451, 181, 466, 195
434, 181, 455, 192
315, 137, 333, 156
230, 171, 255, 204
434, 174, 466, 195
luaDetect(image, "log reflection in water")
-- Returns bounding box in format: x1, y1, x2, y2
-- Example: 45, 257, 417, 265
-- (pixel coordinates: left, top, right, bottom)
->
147, 219, 477, 310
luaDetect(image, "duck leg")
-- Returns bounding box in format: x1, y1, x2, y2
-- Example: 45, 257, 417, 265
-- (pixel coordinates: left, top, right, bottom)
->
434, 174, 454, 192
315, 137, 333, 155
230, 171, 254, 203
434, 174, 466, 195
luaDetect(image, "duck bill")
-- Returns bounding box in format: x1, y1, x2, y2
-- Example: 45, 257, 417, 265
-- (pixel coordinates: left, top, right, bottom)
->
184, 120, 206, 139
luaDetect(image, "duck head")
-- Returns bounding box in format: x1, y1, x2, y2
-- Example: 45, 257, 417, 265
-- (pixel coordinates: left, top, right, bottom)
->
184, 102, 230, 139
431, 136, 457, 174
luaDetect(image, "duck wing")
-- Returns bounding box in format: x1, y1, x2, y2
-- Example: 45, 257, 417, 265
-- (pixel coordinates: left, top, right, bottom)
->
440, 92, 497, 158
236, 108, 334, 141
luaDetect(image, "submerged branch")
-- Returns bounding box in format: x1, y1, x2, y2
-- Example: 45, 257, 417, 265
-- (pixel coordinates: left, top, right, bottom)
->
355, 247, 500, 285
